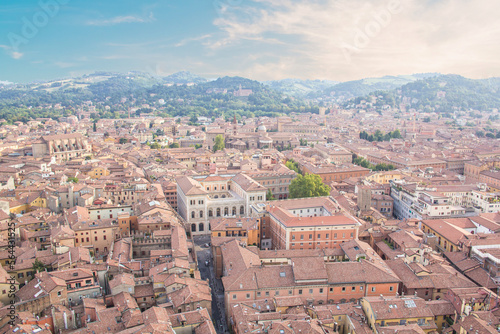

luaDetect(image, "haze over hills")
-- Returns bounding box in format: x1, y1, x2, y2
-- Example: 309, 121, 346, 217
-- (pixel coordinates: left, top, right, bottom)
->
0, 71, 499, 123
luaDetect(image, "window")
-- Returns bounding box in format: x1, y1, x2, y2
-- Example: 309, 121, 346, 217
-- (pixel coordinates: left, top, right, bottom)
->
265, 291, 270, 296
309, 289, 313, 294
288, 290, 293, 295
57, 291, 62, 296
86, 237, 89, 242
200, 211, 203, 218
326, 233, 329, 238
342, 287, 346, 292
275, 291, 279, 296
298, 289, 303, 295
371, 287, 376, 292
329, 288, 333, 292
191, 211, 195, 219
389, 286, 394, 292
319, 288, 323, 293
246, 294, 250, 299
309, 234, 312, 240
95, 237, 98, 241
257, 292, 261, 297
233, 294, 236, 299
352, 286, 356, 291
103, 235, 106, 240
300, 235, 304, 240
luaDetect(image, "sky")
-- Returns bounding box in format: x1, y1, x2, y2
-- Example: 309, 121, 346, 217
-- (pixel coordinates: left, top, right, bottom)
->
0, 0, 499, 83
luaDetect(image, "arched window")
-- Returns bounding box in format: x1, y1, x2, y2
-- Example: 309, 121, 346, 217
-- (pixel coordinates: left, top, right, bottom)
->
200, 211, 203, 218
232, 207, 236, 215
224, 207, 228, 216
191, 224, 196, 232
199, 223, 204, 232
208, 209, 213, 217
216, 208, 221, 217
191, 211, 195, 219
240, 206, 244, 215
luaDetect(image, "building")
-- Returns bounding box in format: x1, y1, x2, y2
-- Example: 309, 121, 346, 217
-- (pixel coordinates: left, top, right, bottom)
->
302, 163, 370, 183
176, 173, 267, 235
220, 240, 401, 315
263, 197, 361, 250
361, 296, 439, 334
210, 217, 261, 247
32, 133, 91, 161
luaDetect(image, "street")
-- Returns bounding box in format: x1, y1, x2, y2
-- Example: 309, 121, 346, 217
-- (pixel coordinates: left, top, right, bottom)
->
193, 235, 229, 334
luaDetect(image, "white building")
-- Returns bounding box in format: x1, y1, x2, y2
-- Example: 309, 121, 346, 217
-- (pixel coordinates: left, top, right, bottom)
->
176, 173, 267, 235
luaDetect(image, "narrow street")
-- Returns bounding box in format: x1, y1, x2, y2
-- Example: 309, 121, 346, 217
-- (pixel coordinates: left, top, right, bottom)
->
194, 236, 229, 334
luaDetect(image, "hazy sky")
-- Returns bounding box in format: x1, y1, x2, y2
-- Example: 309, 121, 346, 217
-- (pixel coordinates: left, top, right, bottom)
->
1, 0, 499, 83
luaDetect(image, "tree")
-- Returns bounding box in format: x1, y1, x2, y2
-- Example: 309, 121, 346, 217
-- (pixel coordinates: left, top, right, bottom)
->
85, 156, 91, 160
266, 189, 275, 200
150, 142, 161, 149
486, 132, 495, 138
285, 159, 301, 174
213, 134, 225, 152
194, 144, 202, 149
67, 177, 78, 183
119, 138, 128, 144
476, 130, 485, 138
423, 117, 431, 123
93, 122, 97, 132
169, 142, 179, 149
289, 174, 331, 199
33, 259, 46, 274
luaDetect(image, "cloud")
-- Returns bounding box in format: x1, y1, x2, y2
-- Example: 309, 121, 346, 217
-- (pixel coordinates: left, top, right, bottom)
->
0, 44, 23, 59
175, 34, 212, 47
208, 0, 500, 81
86, 12, 155, 26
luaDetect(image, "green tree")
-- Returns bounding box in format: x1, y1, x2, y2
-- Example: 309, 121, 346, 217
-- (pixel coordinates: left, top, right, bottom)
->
33, 259, 46, 273
285, 159, 301, 174
194, 144, 202, 149
85, 156, 91, 160
150, 142, 161, 149
213, 134, 225, 152
67, 177, 78, 183
93, 122, 97, 132
169, 142, 180, 149
266, 188, 275, 200
289, 174, 331, 199
119, 138, 128, 144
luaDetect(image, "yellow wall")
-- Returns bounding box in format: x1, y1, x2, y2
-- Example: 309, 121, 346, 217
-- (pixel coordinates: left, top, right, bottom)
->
30, 197, 47, 208
9, 204, 29, 215
88, 167, 110, 179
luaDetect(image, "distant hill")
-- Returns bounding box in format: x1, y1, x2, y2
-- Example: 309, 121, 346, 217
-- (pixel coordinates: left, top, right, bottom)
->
163, 71, 207, 84
263, 79, 338, 98
0, 73, 318, 123
321, 73, 440, 100
346, 74, 500, 113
